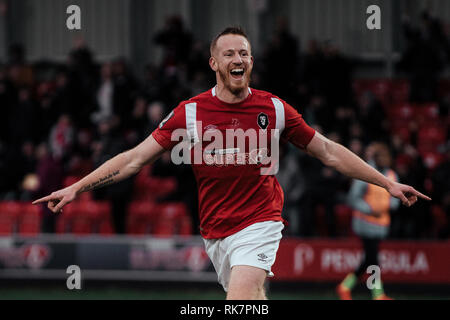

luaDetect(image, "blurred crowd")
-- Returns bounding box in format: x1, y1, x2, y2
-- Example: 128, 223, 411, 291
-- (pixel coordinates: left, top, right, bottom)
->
0, 14, 448, 239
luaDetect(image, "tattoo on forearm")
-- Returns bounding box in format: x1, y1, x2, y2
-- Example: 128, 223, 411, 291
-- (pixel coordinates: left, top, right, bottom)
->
80, 170, 120, 192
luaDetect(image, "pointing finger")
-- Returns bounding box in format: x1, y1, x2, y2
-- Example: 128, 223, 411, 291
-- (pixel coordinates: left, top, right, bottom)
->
32, 195, 55, 205
412, 189, 432, 201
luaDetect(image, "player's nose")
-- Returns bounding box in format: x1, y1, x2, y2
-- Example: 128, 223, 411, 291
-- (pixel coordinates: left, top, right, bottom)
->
232, 54, 243, 65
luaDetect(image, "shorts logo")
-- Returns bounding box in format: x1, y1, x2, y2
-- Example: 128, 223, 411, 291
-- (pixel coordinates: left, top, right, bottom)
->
257, 113, 269, 130
257, 253, 268, 263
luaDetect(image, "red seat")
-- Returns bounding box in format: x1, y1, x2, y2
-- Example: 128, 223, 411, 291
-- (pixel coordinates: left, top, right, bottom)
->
78, 201, 112, 234
391, 80, 410, 103
69, 202, 92, 235
18, 203, 42, 236
388, 103, 415, 122
179, 216, 193, 236
0, 201, 21, 235
391, 124, 411, 143
126, 201, 157, 234
354, 79, 392, 106
417, 126, 446, 154
153, 202, 189, 237
415, 103, 440, 121
56, 201, 92, 235
421, 152, 445, 170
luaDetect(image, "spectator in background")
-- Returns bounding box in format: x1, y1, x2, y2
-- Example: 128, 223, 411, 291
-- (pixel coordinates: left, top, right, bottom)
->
188, 40, 215, 90
7, 43, 34, 88
8, 86, 36, 147
92, 117, 134, 234
128, 95, 150, 143
154, 15, 193, 68
337, 143, 400, 300
420, 11, 450, 63
143, 64, 162, 102
391, 145, 431, 238
35, 143, 64, 233
298, 129, 346, 238
68, 36, 97, 97
300, 39, 325, 99
321, 41, 353, 106
400, 12, 444, 103
67, 36, 97, 127
0, 63, 14, 143
92, 62, 114, 125
431, 147, 450, 238
49, 114, 75, 164
276, 144, 305, 236
112, 57, 139, 130
152, 151, 199, 234
356, 91, 389, 145
263, 16, 299, 102
2, 141, 37, 200
145, 101, 165, 136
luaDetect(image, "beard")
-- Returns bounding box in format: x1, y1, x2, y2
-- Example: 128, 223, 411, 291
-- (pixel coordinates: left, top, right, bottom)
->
218, 67, 251, 96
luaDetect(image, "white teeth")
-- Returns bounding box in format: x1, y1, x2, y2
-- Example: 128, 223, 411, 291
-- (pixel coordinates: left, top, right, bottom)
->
231, 69, 244, 73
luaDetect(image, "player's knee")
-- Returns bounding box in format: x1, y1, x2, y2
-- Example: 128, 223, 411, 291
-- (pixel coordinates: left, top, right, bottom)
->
227, 284, 263, 300
227, 266, 267, 300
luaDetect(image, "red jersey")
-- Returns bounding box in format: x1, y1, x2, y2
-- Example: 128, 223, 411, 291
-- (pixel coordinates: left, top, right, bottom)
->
152, 87, 315, 239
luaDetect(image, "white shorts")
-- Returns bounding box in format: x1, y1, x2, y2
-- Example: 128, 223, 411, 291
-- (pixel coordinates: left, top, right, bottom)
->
203, 220, 284, 292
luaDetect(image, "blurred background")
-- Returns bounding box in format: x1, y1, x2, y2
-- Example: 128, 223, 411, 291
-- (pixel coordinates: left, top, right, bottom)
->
0, 0, 449, 299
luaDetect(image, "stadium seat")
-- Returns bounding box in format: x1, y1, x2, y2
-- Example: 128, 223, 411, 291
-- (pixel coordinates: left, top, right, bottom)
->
421, 152, 445, 170
68, 202, 92, 235
391, 124, 411, 143
414, 103, 441, 128
126, 201, 158, 234
76, 200, 113, 234
153, 202, 190, 237
390, 79, 410, 103
353, 79, 392, 106
417, 126, 447, 154
0, 201, 21, 235
17, 203, 42, 236
387, 103, 415, 122
178, 215, 193, 236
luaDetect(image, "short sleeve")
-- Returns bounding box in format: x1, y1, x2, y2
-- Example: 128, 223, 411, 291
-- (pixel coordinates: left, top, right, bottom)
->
281, 102, 315, 149
151, 103, 187, 150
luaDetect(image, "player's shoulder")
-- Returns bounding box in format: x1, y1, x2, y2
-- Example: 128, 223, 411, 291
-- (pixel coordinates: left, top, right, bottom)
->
250, 88, 289, 105
186, 88, 216, 104
169, 89, 215, 111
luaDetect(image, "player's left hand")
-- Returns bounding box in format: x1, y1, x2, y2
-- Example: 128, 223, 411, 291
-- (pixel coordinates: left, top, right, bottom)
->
386, 182, 431, 207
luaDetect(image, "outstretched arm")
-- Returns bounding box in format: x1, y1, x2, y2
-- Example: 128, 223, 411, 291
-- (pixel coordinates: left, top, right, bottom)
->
305, 131, 431, 207
32, 135, 166, 213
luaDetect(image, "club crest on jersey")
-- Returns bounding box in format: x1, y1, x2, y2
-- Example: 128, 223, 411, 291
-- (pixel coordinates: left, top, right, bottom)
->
257, 113, 269, 130
159, 110, 174, 129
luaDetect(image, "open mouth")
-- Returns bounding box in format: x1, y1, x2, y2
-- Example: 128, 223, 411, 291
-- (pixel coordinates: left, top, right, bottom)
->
230, 68, 245, 80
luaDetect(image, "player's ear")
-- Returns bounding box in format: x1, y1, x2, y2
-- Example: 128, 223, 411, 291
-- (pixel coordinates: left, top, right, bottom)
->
209, 57, 218, 72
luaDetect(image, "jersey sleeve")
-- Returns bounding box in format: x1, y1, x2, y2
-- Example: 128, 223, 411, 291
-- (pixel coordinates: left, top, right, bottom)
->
281, 101, 316, 150
151, 102, 187, 150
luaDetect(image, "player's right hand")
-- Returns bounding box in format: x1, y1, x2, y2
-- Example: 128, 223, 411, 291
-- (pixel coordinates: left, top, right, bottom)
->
32, 186, 78, 213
